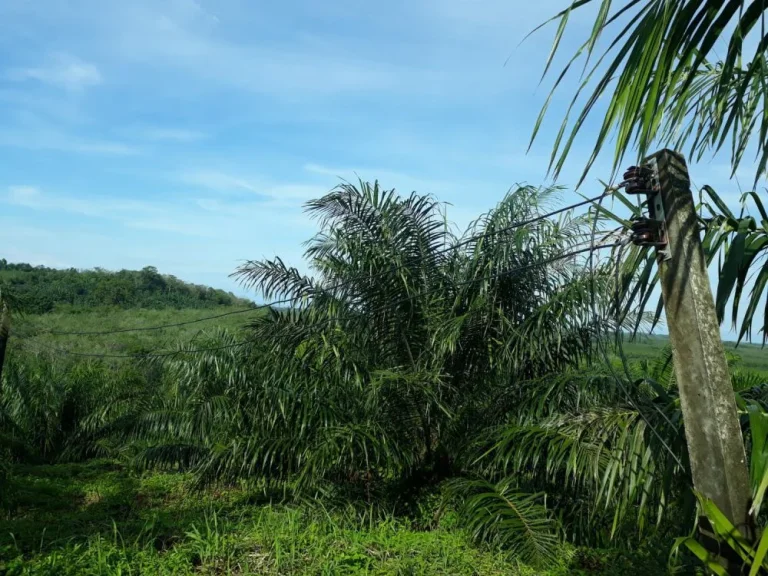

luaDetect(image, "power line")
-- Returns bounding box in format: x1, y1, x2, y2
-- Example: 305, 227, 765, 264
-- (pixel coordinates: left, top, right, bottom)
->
25, 240, 622, 360
586, 196, 686, 470
47, 306, 262, 336
43, 192, 611, 337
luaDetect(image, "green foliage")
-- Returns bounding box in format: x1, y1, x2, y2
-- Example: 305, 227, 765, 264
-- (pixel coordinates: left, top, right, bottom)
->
698, 188, 768, 345
4, 182, 765, 572
472, 352, 694, 547
601, 185, 768, 347
534, 0, 768, 186
671, 399, 768, 574
14, 306, 255, 357
0, 462, 674, 575
0, 262, 252, 313
534, 2, 768, 345
673, 492, 768, 575
444, 479, 560, 567
1, 182, 623, 568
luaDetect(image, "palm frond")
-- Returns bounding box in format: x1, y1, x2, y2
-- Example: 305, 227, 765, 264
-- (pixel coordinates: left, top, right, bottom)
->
535, 1, 768, 186
445, 478, 560, 567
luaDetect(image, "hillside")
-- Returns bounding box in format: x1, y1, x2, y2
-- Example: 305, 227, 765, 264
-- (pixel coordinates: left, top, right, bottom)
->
0, 260, 258, 358
623, 333, 768, 376
0, 260, 252, 313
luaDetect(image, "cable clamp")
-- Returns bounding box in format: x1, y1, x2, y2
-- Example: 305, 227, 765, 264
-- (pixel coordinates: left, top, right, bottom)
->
629, 216, 667, 249
619, 164, 659, 195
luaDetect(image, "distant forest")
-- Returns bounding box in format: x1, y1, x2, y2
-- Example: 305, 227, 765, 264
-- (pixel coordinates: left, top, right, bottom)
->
0, 259, 253, 313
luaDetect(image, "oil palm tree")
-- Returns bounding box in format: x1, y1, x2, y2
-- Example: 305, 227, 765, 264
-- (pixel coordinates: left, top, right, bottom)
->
107, 181, 614, 565
529, 2, 768, 345
534, 0, 768, 187
225, 181, 605, 485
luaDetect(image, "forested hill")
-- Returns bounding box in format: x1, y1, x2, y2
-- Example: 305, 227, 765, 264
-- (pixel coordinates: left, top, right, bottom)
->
0, 259, 253, 313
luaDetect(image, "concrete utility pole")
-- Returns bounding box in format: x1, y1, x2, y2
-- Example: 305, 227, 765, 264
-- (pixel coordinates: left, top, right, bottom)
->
634, 149, 752, 571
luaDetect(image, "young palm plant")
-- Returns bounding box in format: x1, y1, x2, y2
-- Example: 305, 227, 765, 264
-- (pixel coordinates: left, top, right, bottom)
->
460, 347, 692, 550
229, 181, 604, 488
55, 182, 610, 560
105, 181, 613, 564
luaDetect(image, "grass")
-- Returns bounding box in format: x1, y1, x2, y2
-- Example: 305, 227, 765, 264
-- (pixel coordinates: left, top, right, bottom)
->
0, 462, 671, 575
10, 307, 260, 358
622, 333, 768, 376
0, 308, 711, 574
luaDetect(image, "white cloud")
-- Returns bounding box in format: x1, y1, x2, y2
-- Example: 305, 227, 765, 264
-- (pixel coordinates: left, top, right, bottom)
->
8, 53, 102, 91
303, 162, 472, 198
139, 127, 207, 142
3, 185, 159, 217
125, 217, 218, 236
102, 1, 474, 98
302, 163, 502, 231
178, 170, 329, 203
178, 170, 262, 194
7, 185, 41, 203
0, 126, 140, 156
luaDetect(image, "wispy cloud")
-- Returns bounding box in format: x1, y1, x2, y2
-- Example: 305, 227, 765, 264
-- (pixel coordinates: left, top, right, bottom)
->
4, 185, 158, 217
124, 217, 218, 236
7, 185, 41, 202
302, 163, 508, 231
138, 127, 207, 142
303, 162, 468, 197
7, 53, 102, 91
178, 170, 263, 195
0, 126, 140, 156
105, 1, 460, 98
178, 169, 328, 203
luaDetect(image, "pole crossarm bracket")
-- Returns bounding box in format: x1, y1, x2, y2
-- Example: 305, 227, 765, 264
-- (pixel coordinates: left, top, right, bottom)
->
620, 162, 671, 258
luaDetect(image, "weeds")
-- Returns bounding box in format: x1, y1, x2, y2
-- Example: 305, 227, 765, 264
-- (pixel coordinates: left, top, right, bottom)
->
0, 462, 669, 575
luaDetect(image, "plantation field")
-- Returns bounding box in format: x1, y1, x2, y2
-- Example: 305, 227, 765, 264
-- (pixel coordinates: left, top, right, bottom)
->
2, 305, 760, 575
622, 334, 768, 376
3, 181, 766, 576
0, 461, 668, 575
11, 306, 259, 358
14, 307, 765, 377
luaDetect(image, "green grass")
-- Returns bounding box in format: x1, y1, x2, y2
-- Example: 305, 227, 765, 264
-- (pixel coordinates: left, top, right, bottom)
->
0, 462, 670, 575
10, 307, 261, 358
623, 333, 768, 377
0, 308, 707, 575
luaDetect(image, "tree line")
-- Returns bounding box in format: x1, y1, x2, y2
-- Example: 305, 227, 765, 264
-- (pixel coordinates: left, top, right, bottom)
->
0, 261, 252, 313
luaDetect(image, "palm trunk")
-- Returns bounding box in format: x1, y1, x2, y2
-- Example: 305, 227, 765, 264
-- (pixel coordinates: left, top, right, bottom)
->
0, 301, 9, 395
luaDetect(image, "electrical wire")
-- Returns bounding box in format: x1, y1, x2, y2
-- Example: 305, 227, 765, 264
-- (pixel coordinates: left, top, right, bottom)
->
22, 240, 622, 360
587, 200, 686, 470
42, 192, 611, 337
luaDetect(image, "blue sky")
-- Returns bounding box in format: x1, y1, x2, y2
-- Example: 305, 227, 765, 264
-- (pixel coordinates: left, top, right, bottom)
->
0, 0, 756, 327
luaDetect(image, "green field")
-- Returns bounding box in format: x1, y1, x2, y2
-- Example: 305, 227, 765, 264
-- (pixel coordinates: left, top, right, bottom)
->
12, 306, 258, 358
16, 311, 766, 376
622, 333, 768, 376
0, 461, 667, 575
2, 258, 763, 575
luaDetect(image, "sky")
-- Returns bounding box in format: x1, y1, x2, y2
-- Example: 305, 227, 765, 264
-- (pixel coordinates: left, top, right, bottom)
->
0, 0, 760, 337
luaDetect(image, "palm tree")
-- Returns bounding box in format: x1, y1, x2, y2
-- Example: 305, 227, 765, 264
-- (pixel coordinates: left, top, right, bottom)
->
226, 181, 604, 485
533, 0, 768, 187
104, 181, 612, 565
530, 2, 768, 344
